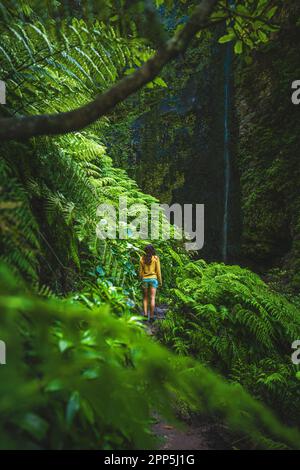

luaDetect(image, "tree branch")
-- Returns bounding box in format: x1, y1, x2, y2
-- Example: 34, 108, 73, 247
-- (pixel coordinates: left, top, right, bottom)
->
0, 0, 218, 142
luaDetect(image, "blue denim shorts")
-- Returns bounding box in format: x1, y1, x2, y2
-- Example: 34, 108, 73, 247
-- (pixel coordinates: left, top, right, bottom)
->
142, 278, 159, 289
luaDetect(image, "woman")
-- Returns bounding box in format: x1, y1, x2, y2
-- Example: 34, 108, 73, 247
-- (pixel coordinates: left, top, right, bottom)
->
139, 244, 162, 322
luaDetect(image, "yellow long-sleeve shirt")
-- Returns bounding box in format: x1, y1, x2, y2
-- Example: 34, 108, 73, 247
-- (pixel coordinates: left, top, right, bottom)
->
139, 255, 162, 285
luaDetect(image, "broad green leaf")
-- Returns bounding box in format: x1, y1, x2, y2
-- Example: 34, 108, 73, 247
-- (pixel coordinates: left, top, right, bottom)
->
66, 391, 81, 427
258, 30, 268, 43
234, 40, 243, 54
58, 339, 73, 353
18, 413, 49, 441
154, 77, 168, 88
45, 379, 63, 392
218, 32, 235, 44
266, 6, 278, 19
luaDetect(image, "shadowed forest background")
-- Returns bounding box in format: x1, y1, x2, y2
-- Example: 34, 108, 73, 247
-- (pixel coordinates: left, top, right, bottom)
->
1, 0, 300, 450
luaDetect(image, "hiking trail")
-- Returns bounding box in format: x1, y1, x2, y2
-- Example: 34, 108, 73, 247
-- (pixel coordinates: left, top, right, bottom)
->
146, 305, 231, 450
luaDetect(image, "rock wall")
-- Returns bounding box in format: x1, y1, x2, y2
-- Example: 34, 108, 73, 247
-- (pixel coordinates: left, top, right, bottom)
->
234, 1, 300, 287
106, 30, 241, 262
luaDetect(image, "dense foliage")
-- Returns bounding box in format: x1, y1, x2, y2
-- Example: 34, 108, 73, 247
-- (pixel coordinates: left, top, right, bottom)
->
1, 0, 299, 451
158, 260, 300, 423
235, 1, 300, 285
2, 263, 300, 450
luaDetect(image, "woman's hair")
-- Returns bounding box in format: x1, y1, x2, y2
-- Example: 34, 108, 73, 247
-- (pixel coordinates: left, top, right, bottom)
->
143, 244, 156, 265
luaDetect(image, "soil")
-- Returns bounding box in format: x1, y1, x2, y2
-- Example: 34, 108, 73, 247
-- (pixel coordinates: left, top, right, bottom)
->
146, 305, 232, 450
153, 420, 231, 450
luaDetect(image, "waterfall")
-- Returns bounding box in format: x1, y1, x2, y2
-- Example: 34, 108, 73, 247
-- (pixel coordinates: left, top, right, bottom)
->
222, 41, 233, 263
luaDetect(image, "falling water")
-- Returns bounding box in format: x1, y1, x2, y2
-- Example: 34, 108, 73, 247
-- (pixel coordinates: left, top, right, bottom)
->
222, 41, 232, 263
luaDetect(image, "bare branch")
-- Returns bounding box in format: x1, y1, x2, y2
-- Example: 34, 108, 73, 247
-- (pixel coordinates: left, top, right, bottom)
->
0, 0, 218, 142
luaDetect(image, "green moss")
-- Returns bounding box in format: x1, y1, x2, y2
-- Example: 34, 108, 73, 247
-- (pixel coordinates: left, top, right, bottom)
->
235, 2, 300, 284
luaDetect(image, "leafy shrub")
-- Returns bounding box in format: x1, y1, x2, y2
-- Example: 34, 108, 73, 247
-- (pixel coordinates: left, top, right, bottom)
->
158, 260, 300, 422
1, 262, 300, 450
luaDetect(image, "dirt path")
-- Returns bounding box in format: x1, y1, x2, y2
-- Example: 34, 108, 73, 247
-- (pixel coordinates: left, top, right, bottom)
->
153, 420, 230, 450
146, 305, 231, 450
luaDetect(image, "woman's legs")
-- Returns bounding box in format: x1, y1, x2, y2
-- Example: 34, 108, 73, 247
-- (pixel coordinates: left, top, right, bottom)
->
149, 285, 156, 319
143, 286, 148, 317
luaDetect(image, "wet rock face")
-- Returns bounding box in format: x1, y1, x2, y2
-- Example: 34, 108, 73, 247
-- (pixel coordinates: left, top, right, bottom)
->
234, 3, 300, 281
130, 38, 240, 262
